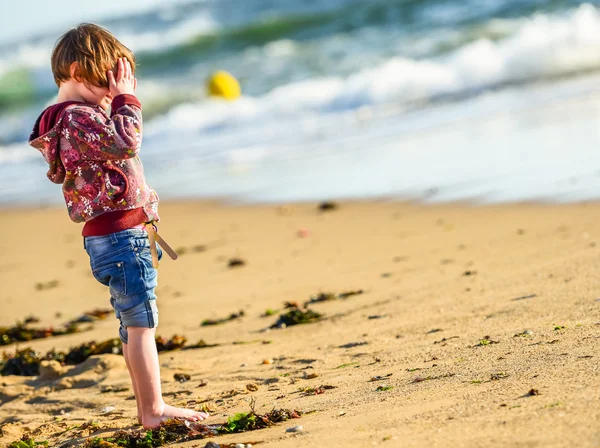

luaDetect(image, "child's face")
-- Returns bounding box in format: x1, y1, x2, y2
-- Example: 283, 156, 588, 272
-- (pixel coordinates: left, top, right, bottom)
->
80, 83, 112, 110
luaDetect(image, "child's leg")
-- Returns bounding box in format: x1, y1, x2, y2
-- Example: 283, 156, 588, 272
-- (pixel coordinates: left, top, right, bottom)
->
126, 326, 208, 429
121, 342, 142, 423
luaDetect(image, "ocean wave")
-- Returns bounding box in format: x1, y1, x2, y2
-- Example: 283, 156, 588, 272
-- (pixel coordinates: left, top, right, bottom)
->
147, 4, 600, 135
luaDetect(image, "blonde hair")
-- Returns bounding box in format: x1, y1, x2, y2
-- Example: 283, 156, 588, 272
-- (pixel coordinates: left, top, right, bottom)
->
51, 23, 135, 88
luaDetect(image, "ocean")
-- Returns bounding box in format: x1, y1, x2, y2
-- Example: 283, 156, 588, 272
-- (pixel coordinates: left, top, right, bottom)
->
2, 0, 600, 205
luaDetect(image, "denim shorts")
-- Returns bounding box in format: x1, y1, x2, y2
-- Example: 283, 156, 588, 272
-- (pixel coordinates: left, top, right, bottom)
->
83, 228, 162, 344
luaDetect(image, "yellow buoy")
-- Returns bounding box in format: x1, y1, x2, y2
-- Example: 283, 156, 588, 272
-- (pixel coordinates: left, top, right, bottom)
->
207, 70, 241, 100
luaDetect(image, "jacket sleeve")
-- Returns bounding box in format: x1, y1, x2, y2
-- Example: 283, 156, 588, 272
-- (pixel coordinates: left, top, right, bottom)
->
68, 95, 143, 161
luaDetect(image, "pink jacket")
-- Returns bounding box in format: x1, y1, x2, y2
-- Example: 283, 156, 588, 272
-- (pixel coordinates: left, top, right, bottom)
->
29, 95, 159, 224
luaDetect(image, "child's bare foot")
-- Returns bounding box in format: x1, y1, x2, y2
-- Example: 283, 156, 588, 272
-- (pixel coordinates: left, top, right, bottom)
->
141, 404, 209, 429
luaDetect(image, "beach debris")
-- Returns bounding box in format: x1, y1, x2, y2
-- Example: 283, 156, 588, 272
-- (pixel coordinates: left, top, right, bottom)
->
514, 330, 534, 338
0, 319, 80, 346
84, 406, 296, 445
99, 406, 116, 415
512, 294, 537, 301
35, 280, 60, 291
554, 325, 566, 331
270, 305, 323, 329
318, 201, 338, 212
300, 385, 336, 396
474, 336, 500, 347
1, 334, 216, 377
263, 308, 278, 317
100, 384, 129, 393
155, 335, 187, 352
286, 425, 303, 433
297, 228, 310, 238
490, 372, 509, 381
462, 270, 477, 276
411, 373, 455, 384
381, 272, 392, 278
67, 308, 112, 324
304, 290, 364, 307
335, 362, 359, 369
221, 407, 301, 434
369, 374, 392, 382
228, 258, 246, 268
368, 314, 387, 320
262, 359, 272, 365
8, 436, 48, 447
246, 383, 259, 392
526, 388, 540, 396
23, 316, 40, 325
427, 328, 443, 334
65, 338, 122, 364
339, 341, 368, 349
1, 348, 45, 376
376, 385, 394, 392
304, 372, 319, 379
433, 336, 459, 345
202, 311, 245, 326
174, 373, 191, 383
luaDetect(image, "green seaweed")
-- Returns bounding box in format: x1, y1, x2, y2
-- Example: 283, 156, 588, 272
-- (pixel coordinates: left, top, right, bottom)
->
201, 311, 245, 326
8, 438, 48, 448
271, 305, 322, 328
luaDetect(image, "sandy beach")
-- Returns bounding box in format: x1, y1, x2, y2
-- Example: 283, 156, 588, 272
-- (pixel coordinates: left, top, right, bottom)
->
1, 201, 599, 447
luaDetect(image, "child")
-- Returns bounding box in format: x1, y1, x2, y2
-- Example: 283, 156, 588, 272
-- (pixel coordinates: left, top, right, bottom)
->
28, 23, 208, 429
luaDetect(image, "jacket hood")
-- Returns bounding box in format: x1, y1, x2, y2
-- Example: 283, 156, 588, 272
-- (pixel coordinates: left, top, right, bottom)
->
29, 101, 83, 184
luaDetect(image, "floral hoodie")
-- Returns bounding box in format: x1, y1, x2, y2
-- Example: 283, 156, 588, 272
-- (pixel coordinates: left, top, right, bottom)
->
29, 95, 159, 224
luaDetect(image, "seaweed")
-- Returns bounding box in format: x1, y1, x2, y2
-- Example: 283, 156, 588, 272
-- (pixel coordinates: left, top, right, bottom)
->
228, 258, 246, 268
473, 336, 500, 347
318, 202, 338, 212
299, 385, 336, 396
1, 348, 58, 376
270, 304, 322, 329
304, 290, 364, 307
1, 334, 213, 377
220, 408, 301, 434
84, 407, 300, 446
155, 335, 187, 352
174, 373, 191, 383
65, 338, 122, 364
8, 437, 48, 448
0, 321, 80, 346
201, 311, 245, 326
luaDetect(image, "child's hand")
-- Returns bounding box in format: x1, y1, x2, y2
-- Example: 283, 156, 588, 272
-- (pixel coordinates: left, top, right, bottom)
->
108, 57, 137, 97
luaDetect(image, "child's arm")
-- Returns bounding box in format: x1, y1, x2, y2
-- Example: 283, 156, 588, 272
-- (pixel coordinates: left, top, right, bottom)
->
69, 57, 142, 161
68, 97, 143, 161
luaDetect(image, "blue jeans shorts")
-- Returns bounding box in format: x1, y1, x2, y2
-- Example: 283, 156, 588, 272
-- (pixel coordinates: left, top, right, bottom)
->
83, 228, 162, 344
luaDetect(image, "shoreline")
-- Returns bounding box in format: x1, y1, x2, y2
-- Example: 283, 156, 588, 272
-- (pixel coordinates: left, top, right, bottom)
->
1, 200, 600, 447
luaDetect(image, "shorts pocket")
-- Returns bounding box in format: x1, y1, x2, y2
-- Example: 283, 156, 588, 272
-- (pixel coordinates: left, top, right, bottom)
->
93, 261, 127, 298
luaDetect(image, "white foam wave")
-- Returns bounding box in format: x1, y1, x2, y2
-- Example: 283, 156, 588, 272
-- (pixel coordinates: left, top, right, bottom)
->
147, 4, 600, 135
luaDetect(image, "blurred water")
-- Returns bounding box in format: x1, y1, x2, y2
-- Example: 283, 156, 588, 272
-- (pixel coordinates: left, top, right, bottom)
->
2, 0, 600, 205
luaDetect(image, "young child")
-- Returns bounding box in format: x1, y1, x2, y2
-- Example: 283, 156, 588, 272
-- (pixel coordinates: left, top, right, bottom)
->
28, 23, 208, 428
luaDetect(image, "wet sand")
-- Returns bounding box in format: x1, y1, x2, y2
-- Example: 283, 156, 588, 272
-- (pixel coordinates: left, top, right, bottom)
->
1, 201, 599, 447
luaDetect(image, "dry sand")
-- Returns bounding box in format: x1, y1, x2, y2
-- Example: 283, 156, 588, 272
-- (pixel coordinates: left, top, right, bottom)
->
0, 201, 599, 447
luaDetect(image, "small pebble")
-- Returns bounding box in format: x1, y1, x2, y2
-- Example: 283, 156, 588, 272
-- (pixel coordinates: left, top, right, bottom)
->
263, 359, 272, 365
204, 442, 220, 448
286, 425, 303, 433
99, 406, 116, 415
523, 329, 533, 336
235, 444, 245, 448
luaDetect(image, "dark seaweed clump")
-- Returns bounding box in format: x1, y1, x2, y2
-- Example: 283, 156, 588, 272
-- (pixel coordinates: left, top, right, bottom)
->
201, 311, 245, 326
271, 303, 322, 329
1, 335, 215, 377
84, 408, 301, 447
